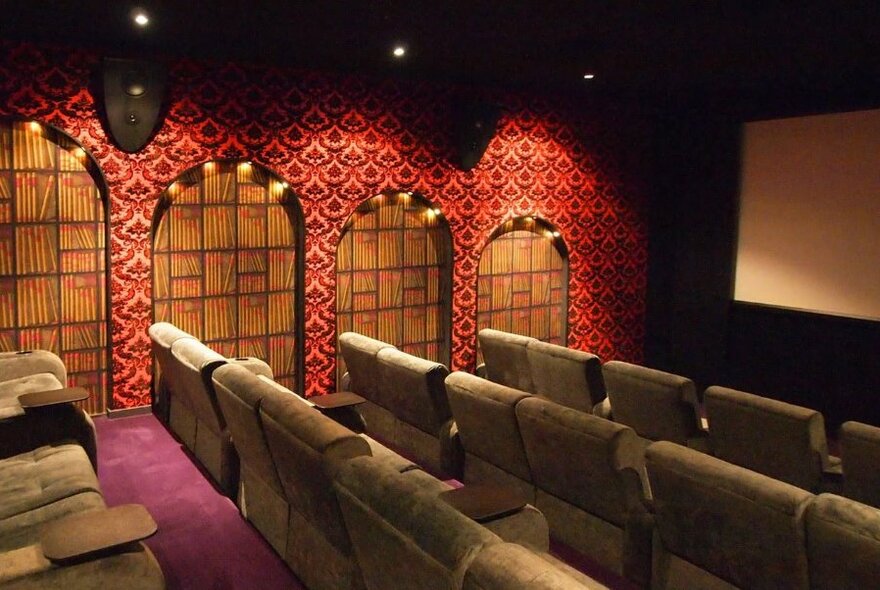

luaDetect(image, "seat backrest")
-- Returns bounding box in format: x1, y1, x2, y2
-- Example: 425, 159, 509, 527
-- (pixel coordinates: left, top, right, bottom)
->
445, 371, 532, 482
516, 396, 645, 527
334, 455, 499, 590
338, 332, 396, 400
840, 421, 880, 508
525, 340, 606, 413
602, 361, 700, 444
647, 441, 813, 590
375, 347, 451, 435
705, 386, 830, 491
167, 338, 227, 434
478, 329, 536, 393
147, 323, 195, 382
211, 363, 285, 497
463, 543, 597, 590
259, 384, 371, 555
805, 493, 880, 589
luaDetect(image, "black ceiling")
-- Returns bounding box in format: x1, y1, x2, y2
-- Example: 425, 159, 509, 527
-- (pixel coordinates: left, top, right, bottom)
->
3, 1, 880, 106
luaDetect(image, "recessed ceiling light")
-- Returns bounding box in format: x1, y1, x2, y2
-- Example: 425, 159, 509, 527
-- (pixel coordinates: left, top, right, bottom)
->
392, 45, 406, 58
133, 10, 149, 27
583, 73, 596, 80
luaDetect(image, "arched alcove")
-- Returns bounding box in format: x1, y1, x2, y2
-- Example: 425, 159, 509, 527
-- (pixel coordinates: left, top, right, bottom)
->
336, 190, 452, 383
0, 119, 111, 414
151, 160, 304, 391
476, 216, 569, 364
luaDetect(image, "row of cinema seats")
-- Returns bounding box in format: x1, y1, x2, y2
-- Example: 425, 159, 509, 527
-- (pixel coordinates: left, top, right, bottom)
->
0, 351, 165, 589
478, 328, 880, 506
149, 322, 609, 589
337, 331, 652, 583
341, 329, 880, 588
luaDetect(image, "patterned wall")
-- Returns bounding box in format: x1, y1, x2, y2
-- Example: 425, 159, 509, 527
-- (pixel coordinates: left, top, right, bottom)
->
0, 120, 110, 414
153, 160, 302, 391
476, 217, 568, 364
0, 41, 649, 407
336, 191, 452, 382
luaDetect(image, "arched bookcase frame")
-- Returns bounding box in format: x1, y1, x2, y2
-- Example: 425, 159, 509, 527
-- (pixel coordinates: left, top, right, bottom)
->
0, 118, 112, 413
335, 190, 453, 385
150, 159, 305, 394
475, 215, 570, 366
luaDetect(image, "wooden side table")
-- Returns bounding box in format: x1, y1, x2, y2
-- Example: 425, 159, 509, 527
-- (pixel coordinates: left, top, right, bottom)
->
18, 386, 89, 409
41, 504, 157, 562
311, 391, 366, 410
439, 484, 527, 523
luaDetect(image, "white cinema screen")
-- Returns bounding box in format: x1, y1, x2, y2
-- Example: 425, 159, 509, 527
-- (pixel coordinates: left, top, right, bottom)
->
734, 108, 880, 320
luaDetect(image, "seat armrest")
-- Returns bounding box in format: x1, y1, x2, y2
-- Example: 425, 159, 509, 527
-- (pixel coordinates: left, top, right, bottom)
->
0, 350, 67, 385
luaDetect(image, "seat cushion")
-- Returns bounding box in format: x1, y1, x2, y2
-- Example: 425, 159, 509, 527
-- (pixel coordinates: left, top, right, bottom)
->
0, 444, 102, 520
0, 373, 64, 420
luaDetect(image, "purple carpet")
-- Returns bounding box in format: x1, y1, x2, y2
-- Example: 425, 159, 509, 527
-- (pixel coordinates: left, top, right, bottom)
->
94, 413, 303, 590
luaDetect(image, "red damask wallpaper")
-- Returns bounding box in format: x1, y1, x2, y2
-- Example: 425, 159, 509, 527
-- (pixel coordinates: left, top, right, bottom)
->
0, 41, 648, 408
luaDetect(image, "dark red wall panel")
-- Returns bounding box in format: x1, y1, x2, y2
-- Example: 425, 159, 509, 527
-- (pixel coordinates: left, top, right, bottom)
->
0, 41, 648, 407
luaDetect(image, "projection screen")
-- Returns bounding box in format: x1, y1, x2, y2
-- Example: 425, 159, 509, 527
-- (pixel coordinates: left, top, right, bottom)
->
734, 108, 880, 321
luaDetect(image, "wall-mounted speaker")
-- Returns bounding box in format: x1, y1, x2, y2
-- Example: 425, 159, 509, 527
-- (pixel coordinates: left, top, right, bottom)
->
102, 58, 167, 153
453, 101, 501, 171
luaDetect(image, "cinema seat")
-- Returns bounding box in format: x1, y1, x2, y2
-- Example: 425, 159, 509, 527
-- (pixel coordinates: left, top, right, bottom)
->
163, 336, 272, 496
445, 371, 536, 504
704, 386, 840, 492
602, 361, 706, 452
805, 493, 880, 589
148, 322, 197, 423
333, 456, 604, 590
516, 396, 652, 584
525, 339, 608, 415
478, 329, 536, 393
0, 444, 164, 588
0, 350, 97, 469
839, 421, 880, 508
646, 441, 813, 590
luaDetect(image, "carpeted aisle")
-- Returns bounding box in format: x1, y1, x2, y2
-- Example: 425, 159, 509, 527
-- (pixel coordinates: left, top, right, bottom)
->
95, 413, 304, 590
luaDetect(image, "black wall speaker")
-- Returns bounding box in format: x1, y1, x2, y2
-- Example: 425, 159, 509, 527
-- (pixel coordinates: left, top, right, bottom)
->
453, 101, 501, 171
102, 58, 167, 153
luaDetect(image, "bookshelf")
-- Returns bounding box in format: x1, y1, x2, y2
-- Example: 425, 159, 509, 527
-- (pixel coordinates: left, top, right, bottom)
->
476, 217, 569, 365
0, 120, 110, 414
336, 191, 452, 383
152, 161, 303, 392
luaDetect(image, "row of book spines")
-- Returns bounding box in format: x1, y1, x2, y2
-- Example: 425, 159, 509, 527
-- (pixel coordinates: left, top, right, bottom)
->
0, 279, 105, 327
339, 231, 444, 271
337, 307, 442, 345
154, 268, 294, 300
161, 249, 294, 278
156, 205, 294, 251
478, 274, 564, 304
341, 289, 443, 313
162, 294, 295, 339
3, 173, 99, 220
477, 287, 564, 312
4, 233, 104, 275
0, 323, 108, 352
476, 307, 565, 340
353, 203, 441, 231
478, 239, 564, 275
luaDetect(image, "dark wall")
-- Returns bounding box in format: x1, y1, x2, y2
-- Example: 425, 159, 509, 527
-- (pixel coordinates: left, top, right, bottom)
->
645, 95, 880, 431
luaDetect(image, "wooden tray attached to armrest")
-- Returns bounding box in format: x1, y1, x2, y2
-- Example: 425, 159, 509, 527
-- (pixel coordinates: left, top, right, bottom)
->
18, 387, 89, 409
41, 504, 157, 562
311, 391, 366, 410
439, 484, 527, 523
